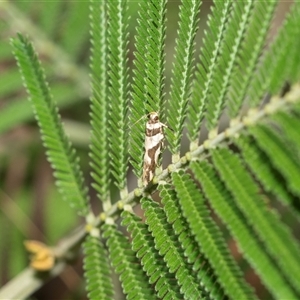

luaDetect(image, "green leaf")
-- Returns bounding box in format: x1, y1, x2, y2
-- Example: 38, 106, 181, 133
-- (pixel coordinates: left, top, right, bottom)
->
248, 2, 300, 106
141, 197, 203, 299
143, 0, 167, 116
250, 123, 300, 197
121, 211, 181, 299
158, 184, 224, 299
107, 0, 130, 190
211, 147, 300, 294
190, 160, 298, 300
0, 83, 83, 136
234, 134, 299, 212
268, 3, 300, 94
205, 1, 255, 130
228, 1, 277, 117
102, 223, 157, 300
11, 34, 89, 216
288, 6, 300, 85
4, 2, 300, 299
1, 1, 91, 134
272, 109, 300, 160
83, 234, 114, 300
187, 0, 232, 142
172, 171, 256, 300
166, 0, 201, 154
89, 0, 110, 202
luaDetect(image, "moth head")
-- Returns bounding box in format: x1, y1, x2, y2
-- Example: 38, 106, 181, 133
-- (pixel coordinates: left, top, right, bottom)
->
148, 112, 159, 123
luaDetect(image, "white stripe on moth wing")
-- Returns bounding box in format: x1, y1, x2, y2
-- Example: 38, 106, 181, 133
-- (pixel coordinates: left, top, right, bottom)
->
146, 122, 166, 130
146, 132, 164, 148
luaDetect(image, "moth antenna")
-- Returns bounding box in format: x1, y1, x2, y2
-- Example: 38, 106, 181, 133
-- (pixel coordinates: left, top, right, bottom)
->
160, 122, 174, 132
127, 114, 147, 130
135, 114, 149, 125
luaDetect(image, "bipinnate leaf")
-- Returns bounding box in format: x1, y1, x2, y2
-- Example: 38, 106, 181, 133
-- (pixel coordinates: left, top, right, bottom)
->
89, 0, 110, 201
107, 0, 130, 190
11, 33, 89, 216
129, 0, 151, 178
187, 0, 232, 142
250, 124, 300, 197
102, 223, 156, 300
248, 2, 300, 106
158, 184, 225, 299
167, 0, 201, 154
121, 211, 181, 299
205, 1, 255, 130
211, 147, 300, 294
141, 197, 203, 299
235, 134, 297, 210
190, 161, 298, 300
228, 1, 277, 118
83, 235, 114, 300
172, 171, 256, 300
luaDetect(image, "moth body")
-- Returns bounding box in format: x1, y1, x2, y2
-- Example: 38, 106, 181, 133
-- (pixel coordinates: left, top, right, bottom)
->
142, 112, 167, 186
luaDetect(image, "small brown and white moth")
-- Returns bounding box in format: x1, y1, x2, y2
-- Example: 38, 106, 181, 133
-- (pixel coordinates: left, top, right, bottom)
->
142, 112, 168, 186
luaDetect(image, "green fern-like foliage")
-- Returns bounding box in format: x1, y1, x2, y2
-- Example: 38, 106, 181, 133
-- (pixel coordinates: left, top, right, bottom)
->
107, 0, 130, 191
102, 221, 157, 299
128, 0, 150, 178
248, 2, 300, 105
142, 0, 167, 116
190, 160, 298, 299
4, 0, 300, 299
172, 171, 255, 299
211, 147, 300, 295
234, 134, 297, 211
83, 234, 114, 300
141, 196, 203, 299
11, 34, 89, 216
227, 1, 276, 117
250, 124, 300, 196
166, 0, 201, 154
121, 210, 181, 299
158, 184, 225, 299
187, 0, 232, 143
89, 0, 110, 202
205, 1, 255, 131
129, 0, 167, 179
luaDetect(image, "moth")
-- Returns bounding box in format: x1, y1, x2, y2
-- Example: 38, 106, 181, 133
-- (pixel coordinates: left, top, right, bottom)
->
142, 112, 168, 186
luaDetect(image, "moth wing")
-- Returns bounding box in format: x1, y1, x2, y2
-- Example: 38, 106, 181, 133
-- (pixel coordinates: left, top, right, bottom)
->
148, 135, 161, 148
